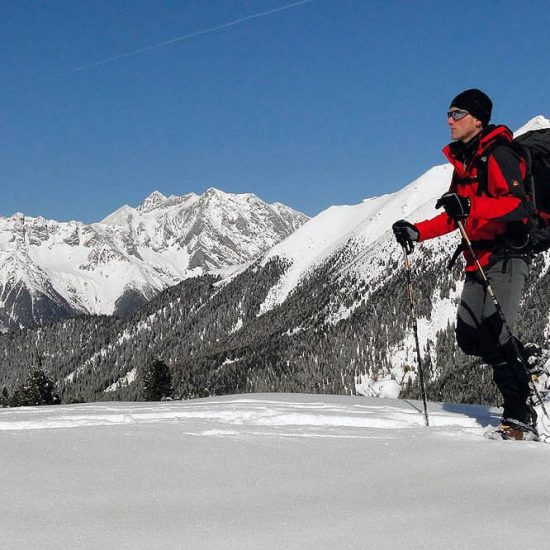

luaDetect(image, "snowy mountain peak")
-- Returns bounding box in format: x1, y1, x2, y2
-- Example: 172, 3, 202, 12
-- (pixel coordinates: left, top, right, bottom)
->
100, 205, 133, 225
204, 187, 225, 196
514, 115, 550, 137
137, 190, 168, 212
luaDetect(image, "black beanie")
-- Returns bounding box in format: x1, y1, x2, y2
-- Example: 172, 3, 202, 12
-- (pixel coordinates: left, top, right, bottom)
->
449, 88, 493, 126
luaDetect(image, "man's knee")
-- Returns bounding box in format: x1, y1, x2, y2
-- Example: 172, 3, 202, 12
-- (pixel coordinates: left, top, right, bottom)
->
456, 314, 506, 363
455, 317, 480, 356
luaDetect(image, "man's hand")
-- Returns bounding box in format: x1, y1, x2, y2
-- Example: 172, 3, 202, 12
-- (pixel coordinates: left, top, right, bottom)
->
435, 193, 470, 220
392, 220, 419, 251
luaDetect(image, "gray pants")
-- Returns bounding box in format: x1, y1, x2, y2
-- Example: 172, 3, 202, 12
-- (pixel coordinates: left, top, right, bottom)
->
456, 258, 529, 363
455, 257, 531, 421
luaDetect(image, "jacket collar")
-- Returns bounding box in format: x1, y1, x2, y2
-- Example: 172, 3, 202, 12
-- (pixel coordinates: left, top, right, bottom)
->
443, 124, 513, 168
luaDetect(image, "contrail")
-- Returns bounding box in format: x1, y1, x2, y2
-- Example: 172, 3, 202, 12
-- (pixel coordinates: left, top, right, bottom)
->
49, 0, 315, 79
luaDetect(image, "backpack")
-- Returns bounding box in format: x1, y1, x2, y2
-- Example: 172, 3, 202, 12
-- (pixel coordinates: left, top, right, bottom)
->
515, 128, 550, 252
515, 128, 550, 215
478, 128, 550, 253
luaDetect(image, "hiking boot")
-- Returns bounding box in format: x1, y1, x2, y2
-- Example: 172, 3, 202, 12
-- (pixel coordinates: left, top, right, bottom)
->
489, 418, 539, 441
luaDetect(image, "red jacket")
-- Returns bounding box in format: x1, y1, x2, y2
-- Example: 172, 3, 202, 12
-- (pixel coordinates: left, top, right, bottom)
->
415, 125, 530, 271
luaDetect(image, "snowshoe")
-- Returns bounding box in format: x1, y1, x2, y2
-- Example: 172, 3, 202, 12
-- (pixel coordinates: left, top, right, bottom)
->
484, 418, 539, 442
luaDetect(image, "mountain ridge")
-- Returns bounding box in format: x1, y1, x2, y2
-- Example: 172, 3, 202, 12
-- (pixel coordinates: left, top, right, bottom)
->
0, 189, 308, 330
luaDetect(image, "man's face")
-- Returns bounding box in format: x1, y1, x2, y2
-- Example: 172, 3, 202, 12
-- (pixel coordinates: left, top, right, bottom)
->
448, 108, 483, 143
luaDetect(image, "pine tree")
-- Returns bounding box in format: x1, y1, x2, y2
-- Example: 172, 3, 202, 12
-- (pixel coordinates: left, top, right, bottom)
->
22, 367, 57, 406
0, 385, 8, 407
8, 367, 58, 407
142, 359, 173, 401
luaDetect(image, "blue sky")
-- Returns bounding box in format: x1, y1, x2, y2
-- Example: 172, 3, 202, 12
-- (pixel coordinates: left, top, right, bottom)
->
2, 0, 549, 222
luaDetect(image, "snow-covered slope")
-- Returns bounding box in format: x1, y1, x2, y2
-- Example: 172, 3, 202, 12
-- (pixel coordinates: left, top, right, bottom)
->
258, 163, 454, 314
1, 393, 549, 550
0, 189, 307, 329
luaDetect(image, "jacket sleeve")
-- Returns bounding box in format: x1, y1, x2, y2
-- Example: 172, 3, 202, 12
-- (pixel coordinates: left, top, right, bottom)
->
414, 172, 457, 242
469, 146, 529, 222
415, 211, 456, 241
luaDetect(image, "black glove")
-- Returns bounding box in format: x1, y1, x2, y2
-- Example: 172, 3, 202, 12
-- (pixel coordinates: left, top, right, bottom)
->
435, 192, 470, 220
392, 220, 419, 251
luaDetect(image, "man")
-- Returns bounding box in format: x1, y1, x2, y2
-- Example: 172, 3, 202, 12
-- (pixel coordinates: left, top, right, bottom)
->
393, 88, 537, 440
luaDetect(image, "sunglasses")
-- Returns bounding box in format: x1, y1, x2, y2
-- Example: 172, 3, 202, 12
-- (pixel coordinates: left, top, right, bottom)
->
447, 109, 469, 121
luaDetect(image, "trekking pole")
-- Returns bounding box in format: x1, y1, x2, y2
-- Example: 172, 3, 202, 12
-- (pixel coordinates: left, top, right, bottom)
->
401, 243, 430, 427
456, 220, 550, 421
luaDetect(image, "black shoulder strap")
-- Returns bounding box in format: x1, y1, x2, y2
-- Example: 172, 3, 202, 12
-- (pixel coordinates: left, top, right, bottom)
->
475, 141, 527, 197
475, 144, 499, 197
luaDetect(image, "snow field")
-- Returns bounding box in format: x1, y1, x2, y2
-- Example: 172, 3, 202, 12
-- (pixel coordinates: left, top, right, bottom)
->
1, 394, 549, 550
0, 394, 490, 436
